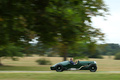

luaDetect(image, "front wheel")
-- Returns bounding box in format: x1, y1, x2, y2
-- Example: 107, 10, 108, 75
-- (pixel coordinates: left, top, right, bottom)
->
89, 65, 97, 72
56, 65, 64, 72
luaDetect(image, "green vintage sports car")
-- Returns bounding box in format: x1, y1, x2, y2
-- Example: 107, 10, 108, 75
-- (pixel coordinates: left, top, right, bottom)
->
50, 60, 97, 72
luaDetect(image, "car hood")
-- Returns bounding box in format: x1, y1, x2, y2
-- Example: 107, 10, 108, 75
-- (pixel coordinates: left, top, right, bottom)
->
52, 61, 69, 67
79, 61, 96, 65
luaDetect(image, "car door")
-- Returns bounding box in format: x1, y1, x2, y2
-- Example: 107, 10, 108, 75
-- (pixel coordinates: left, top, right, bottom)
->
67, 61, 82, 68
73, 61, 82, 68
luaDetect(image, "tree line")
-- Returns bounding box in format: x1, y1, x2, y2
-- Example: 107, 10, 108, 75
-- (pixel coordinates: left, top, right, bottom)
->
24, 43, 120, 58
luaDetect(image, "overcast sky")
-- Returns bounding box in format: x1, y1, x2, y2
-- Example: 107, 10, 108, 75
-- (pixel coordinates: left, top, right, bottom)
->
92, 0, 120, 44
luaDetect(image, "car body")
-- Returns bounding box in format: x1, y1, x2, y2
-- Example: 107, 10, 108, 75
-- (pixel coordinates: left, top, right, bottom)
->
50, 60, 97, 72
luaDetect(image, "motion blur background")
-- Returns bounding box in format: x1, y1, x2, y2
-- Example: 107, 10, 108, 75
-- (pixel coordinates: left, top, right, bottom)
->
0, 0, 120, 80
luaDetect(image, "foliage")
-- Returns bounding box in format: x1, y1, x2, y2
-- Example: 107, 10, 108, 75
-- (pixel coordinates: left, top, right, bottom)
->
66, 41, 103, 58
0, 43, 23, 65
23, 43, 38, 56
88, 52, 103, 58
114, 52, 120, 60
0, 43, 23, 57
0, 0, 108, 61
67, 41, 87, 57
23, 42, 58, 57
74, 56, 88, 60
97, 43, 120, 55
36, 58, 52, 65
33, 42, 51, 56
28, 41, 104, 58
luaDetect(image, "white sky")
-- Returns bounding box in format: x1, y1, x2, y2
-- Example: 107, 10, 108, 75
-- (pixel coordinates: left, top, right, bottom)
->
92, 0, 120, 44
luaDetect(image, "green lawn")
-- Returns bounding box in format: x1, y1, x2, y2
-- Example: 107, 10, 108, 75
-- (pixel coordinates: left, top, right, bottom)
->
0, 65, 50, 71
0, 73, 120, 80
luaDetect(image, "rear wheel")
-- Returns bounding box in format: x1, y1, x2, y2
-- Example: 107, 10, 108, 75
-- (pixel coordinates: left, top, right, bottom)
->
89, 65, 97, 72
56, 65, 64, 72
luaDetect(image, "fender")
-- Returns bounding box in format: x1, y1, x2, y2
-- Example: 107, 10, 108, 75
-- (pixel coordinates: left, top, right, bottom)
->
88, 64, 97, 68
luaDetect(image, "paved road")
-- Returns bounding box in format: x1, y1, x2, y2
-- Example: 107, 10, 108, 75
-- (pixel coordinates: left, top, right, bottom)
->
0, 71, 120, 73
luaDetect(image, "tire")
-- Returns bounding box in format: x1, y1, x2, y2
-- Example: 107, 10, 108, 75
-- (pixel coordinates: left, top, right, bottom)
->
55, 65, 64, 72
89, 64, 97, 72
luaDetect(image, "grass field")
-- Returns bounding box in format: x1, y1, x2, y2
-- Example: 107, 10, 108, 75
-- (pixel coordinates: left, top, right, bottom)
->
0, 55, 120, 71
0, 73, 120, 80
0, 56, 120, 80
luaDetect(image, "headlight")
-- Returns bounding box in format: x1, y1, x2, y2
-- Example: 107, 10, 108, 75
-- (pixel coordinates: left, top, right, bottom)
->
94, 61, 97, 64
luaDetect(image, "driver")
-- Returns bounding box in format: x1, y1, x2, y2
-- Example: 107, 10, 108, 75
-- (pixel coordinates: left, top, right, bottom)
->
69, 58, 75, 65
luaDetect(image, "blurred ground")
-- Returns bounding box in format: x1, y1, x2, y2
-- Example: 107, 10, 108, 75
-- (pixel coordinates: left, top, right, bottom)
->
1, 71, 120, 73
1, 55, 120, 71
0, 72, 120, 80
0, 56, 120, 80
